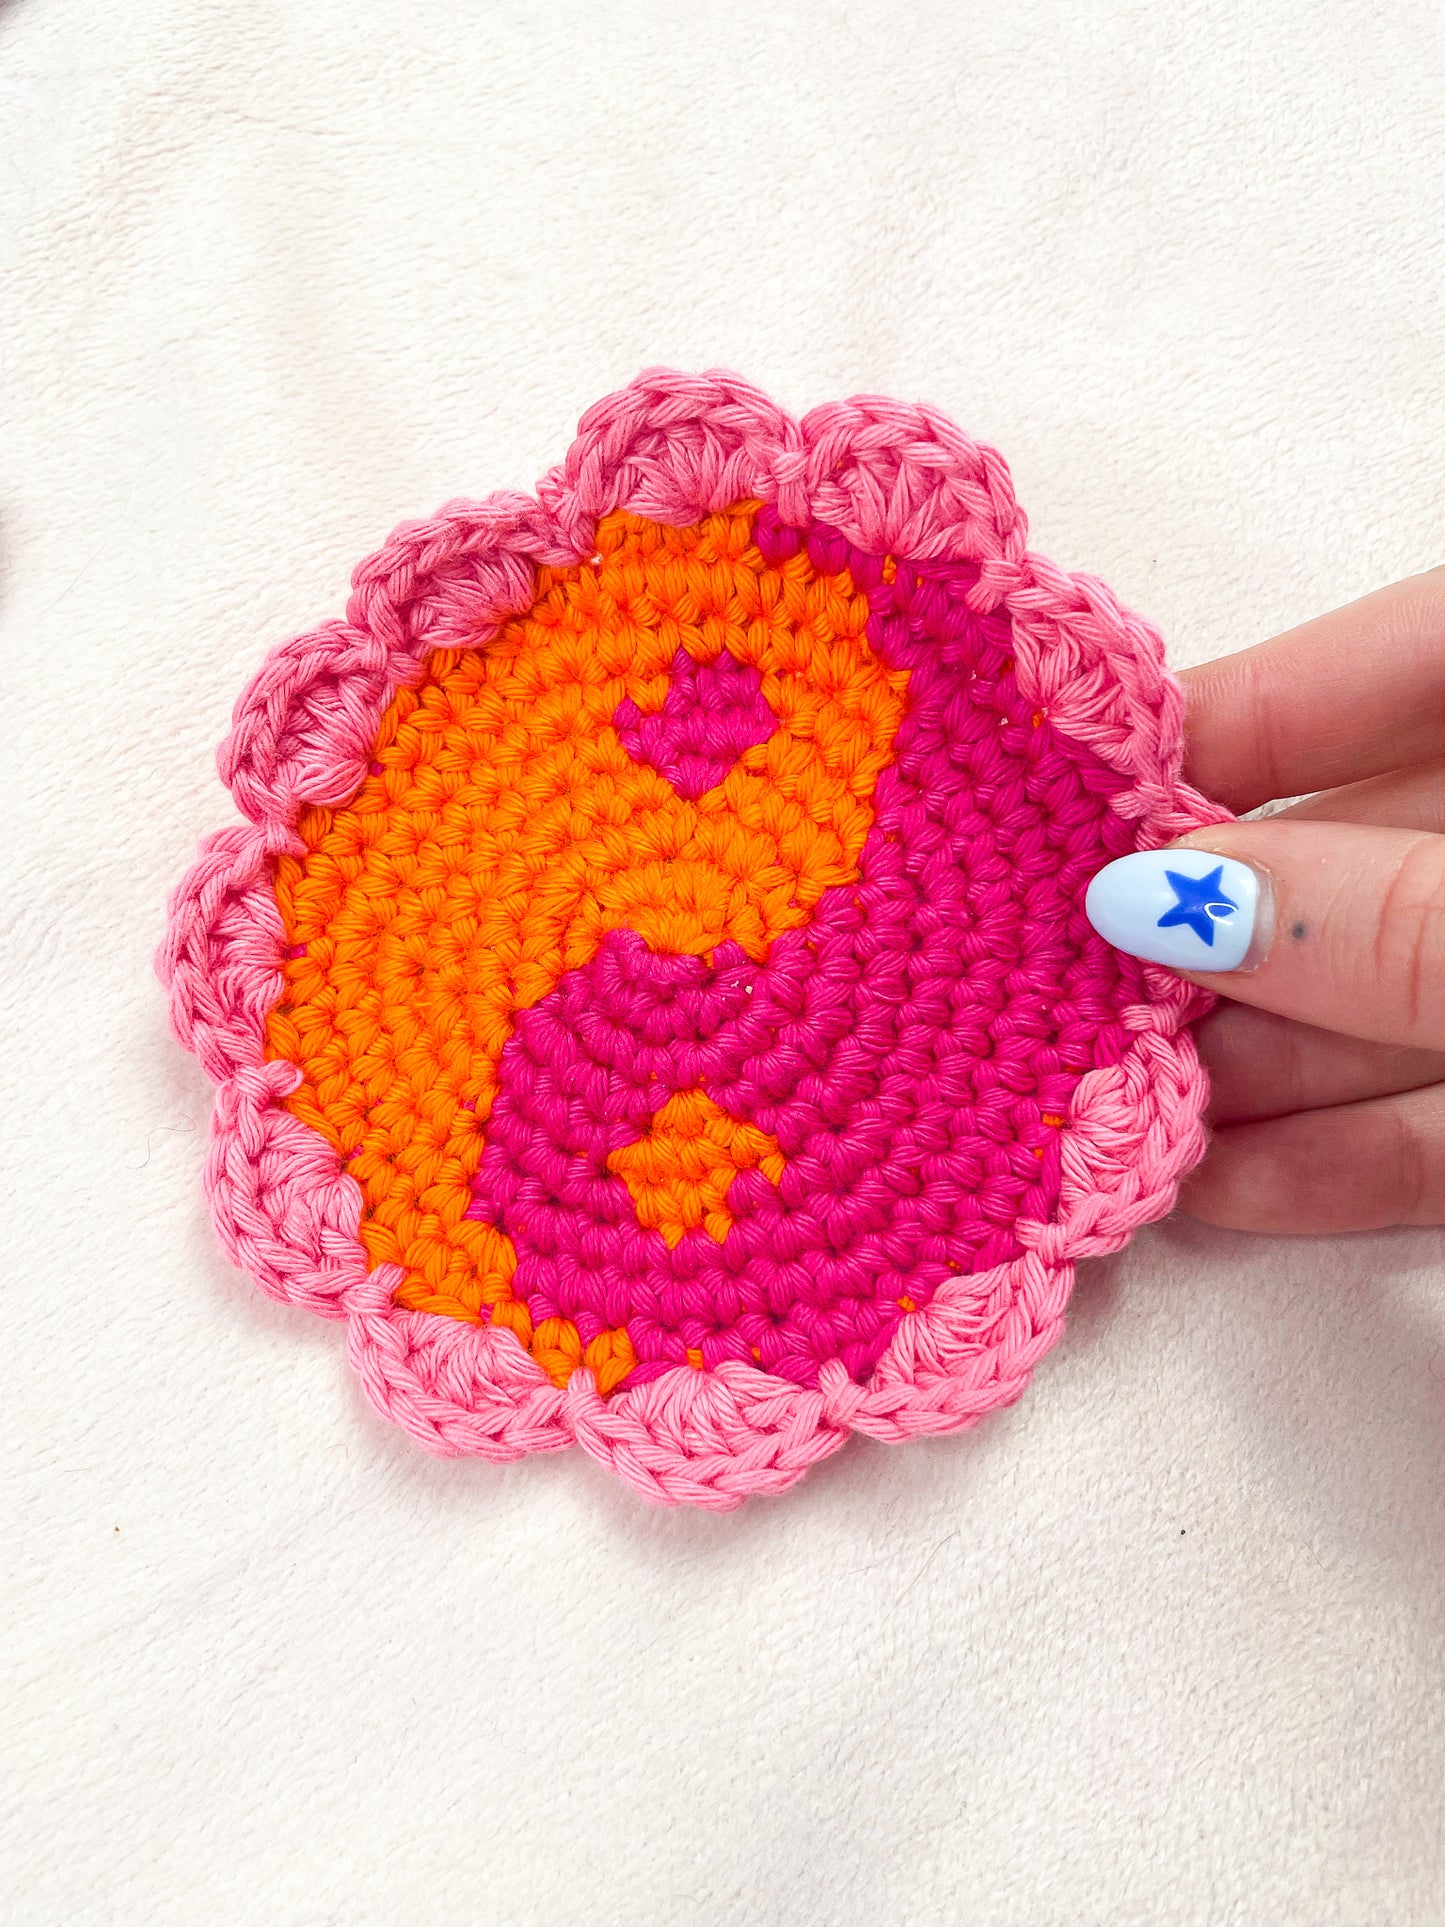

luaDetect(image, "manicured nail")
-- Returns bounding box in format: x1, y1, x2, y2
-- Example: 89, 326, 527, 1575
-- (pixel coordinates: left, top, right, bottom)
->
1085, 848, 1266, 972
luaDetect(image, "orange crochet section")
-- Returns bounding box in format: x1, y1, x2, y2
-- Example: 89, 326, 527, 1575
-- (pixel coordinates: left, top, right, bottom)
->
265, 501, 907, 1383
607, 1087, 786, 1249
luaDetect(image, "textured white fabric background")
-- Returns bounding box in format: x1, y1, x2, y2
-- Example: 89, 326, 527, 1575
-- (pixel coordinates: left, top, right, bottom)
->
4, 3, 1445, 1922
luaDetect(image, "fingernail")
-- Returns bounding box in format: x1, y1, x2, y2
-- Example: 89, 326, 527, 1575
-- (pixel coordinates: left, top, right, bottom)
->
1085, 848, 1266, 972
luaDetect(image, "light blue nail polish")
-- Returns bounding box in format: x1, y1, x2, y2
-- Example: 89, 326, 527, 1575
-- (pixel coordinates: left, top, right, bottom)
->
1085, 849, 1261, 971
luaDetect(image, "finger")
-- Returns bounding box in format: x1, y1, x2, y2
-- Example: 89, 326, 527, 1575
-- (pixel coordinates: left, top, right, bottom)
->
1197, 1003, 1445, 1124
1181, 566, 1445, 812
1277, 756, 1445, 834
1179, 1081, 1445, 1232
1085, 819, 1445, 1050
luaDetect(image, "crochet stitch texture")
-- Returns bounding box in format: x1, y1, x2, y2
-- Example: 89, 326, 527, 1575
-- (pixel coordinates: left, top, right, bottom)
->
161, 369, 1230, 1508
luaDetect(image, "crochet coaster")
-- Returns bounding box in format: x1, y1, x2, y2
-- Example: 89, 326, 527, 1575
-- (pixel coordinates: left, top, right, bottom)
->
161, 370, 1229, 1508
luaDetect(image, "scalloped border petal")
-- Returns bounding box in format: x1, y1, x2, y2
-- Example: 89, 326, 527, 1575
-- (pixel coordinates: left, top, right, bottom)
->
159, 368, 1232, 1510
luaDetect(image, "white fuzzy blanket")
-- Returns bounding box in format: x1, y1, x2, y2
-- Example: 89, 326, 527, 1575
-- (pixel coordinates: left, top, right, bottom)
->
4, 2, 1443, 1920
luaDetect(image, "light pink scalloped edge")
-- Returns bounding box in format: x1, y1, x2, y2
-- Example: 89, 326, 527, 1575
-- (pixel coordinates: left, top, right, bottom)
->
159, 368, 1231, 1509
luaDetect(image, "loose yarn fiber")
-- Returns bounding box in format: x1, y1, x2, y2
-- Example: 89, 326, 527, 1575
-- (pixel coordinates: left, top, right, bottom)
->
160, 370, 1229, 1508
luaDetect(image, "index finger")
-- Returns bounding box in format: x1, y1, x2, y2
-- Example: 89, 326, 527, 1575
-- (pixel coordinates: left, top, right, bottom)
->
1181, 565, 1445, 813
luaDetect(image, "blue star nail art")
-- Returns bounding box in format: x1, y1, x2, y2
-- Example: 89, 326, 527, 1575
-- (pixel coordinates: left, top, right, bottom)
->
1155, 865, 1238, 947
1085, 849, 1261, 971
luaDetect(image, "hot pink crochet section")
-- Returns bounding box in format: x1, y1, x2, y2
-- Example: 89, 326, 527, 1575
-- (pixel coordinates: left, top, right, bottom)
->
160, 369, 1228, 1508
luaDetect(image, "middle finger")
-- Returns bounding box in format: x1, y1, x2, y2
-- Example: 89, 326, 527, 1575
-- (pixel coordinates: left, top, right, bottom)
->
1278, 756, 1445, 834
1197, 1003, 1445, 1124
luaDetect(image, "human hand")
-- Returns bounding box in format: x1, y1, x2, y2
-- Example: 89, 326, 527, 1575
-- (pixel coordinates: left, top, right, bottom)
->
1084, 568, 1445, 1233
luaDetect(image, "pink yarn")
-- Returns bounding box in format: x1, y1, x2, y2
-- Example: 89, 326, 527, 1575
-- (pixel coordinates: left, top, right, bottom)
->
613, 644, 776, 801
159, 369, 1230, 1509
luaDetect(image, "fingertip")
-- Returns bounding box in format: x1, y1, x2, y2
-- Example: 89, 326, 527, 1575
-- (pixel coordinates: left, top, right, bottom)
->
1124, 818, 1445, 1052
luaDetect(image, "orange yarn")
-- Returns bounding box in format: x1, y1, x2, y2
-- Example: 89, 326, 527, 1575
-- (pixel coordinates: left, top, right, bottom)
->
265, 502, 906, 1386
607, 1086, 787, 1249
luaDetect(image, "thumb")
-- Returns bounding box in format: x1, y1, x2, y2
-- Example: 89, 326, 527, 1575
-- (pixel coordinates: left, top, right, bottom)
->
1086, 819, 1445, 1050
